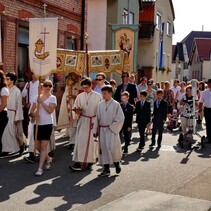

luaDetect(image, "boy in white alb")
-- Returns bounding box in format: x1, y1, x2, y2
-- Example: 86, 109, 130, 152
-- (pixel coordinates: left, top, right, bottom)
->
93, 85, 125, 177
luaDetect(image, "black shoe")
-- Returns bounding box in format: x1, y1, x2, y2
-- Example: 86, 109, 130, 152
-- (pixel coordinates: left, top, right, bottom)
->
149, 143, 155, 148
86, 163, 93, 171
157, 145, 161, 148
24, 154, 35, 163
69, 163, 82, 171
114, 162, 121, 174
67, 144, 74, 150
137, 144, 145, 150
98, 170, 111, 177
136, 147, 143, 152
123, 149, 128, 154
0, 152, 9, 157
19, 144, 26, 154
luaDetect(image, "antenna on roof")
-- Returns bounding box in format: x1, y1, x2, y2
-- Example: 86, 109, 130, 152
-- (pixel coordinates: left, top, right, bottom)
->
202, 25, 204, 31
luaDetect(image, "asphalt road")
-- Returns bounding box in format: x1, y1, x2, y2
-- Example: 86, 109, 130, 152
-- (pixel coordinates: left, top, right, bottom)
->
0, 123, 211, 211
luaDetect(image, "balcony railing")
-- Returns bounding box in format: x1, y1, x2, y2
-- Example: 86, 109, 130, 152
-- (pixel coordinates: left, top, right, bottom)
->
139, 22, 156, 40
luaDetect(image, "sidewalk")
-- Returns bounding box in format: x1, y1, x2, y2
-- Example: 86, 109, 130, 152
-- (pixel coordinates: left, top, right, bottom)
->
96, 190, 211, 211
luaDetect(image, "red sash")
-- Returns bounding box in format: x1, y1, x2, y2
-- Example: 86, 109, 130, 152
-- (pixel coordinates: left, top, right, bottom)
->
81, 114, 96, 167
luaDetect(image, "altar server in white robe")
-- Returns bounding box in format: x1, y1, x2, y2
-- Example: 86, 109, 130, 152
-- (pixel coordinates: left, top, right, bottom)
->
57, 73, 82, 149
2, 72, 27, 154
69, 77, 102, 171
93, 85, 124, 177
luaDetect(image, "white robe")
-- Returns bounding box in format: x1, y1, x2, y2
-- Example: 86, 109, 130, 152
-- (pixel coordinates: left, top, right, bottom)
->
2, 86, 26, 153
93, 99, 124, 165
73, 91, 102, 163
57, 83, 81, 131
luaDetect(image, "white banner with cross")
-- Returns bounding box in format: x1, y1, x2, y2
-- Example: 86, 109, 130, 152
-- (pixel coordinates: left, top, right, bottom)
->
29, 18, 58, 79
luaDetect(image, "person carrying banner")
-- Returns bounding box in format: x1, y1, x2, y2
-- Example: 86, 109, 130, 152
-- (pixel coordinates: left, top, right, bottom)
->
69, 78, 102, 171
57, 73, 82, 150
29, 80, 57, 176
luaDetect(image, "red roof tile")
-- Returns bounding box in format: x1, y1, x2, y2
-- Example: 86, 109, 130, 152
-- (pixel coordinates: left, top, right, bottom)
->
195, 38, 211, 61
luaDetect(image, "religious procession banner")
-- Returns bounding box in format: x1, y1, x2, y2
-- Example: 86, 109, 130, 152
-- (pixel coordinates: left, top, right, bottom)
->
88, 50, 125, 75
29, 18, 58, 79
111, 24, 139, 73
54, 49, 125, 75
55, 49, 85, 75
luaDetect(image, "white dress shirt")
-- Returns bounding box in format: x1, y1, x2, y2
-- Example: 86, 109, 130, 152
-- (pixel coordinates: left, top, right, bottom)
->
22, 80, 39, 104
171, 86, 181, 100
94, 84, 105, 95
200, 89, 211, 108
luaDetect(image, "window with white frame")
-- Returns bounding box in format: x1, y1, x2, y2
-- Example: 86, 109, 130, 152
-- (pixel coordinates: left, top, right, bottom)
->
156, 13, 162, 30
167, 21, 171, 36
123, 9, 134, 24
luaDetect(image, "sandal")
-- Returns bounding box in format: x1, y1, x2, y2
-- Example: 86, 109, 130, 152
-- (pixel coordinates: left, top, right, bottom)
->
35, 168, 43, 176
46, 157, 53, 170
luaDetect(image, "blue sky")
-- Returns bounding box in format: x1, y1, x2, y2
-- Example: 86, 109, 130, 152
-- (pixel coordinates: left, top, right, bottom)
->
172, 0, 211, 44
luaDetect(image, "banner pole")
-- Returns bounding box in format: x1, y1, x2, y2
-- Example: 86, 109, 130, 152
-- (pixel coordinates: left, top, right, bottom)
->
122, 52, 126, 92
34, 76, 42, 155
85, 32, 89, 77
34, 3, 47, 155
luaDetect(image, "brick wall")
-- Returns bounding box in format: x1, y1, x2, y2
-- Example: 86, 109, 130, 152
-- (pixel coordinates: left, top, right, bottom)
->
0, 0, 83, 72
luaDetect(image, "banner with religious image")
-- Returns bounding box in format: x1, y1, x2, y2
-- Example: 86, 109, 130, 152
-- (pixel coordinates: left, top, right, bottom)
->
88, 50, 125, 74
55, 49, 85, 75
111, 25, 139, 73
29, 18, 58, 78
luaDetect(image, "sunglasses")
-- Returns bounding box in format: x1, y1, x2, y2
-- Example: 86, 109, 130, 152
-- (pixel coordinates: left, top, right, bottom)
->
6, 78, 11, 80
43, 84, 52, 88
96, 78, 103, 81
122, 75, 128, 78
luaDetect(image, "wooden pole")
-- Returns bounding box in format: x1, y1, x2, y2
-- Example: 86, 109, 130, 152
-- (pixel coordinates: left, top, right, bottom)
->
33, 3, 48, 155
122, 52, 126, 92
34, 76, 42, 155
85, 32, 89, 77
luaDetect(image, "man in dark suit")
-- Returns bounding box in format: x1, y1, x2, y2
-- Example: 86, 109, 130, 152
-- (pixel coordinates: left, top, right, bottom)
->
135, 91, 151, 150
114, 72, 138, 106
150, 89, 168, 148
120, 91, 134, 154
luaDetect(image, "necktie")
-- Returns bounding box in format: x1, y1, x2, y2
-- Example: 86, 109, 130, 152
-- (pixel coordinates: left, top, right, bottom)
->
157, 100, 160, 108
141, 101, 144, 108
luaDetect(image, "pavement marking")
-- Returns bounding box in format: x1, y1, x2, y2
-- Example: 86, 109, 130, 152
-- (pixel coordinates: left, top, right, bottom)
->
159, 145, 178, 152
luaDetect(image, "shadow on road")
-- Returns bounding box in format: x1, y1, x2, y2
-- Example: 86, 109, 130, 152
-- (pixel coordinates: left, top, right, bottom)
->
140, 148, 160, 162
0, 141, 116, 210
26, 175, 116, 211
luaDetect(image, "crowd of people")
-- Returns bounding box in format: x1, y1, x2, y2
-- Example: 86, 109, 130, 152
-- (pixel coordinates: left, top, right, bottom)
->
0, 70, 211, 177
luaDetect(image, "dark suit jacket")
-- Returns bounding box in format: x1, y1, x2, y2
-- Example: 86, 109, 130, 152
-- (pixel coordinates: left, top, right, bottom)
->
152, 99, 168, 123
135, 100, 151, 125
121, 103, 134, 129
114, 83, 138, 106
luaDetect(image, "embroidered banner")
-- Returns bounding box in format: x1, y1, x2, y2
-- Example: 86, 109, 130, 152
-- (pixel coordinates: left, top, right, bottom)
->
88, 50, 125, 74
55, 49, 125, 75
55, 49, 85, 75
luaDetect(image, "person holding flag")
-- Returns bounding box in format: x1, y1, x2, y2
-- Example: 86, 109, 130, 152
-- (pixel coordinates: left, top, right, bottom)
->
29, 80, 57, 176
